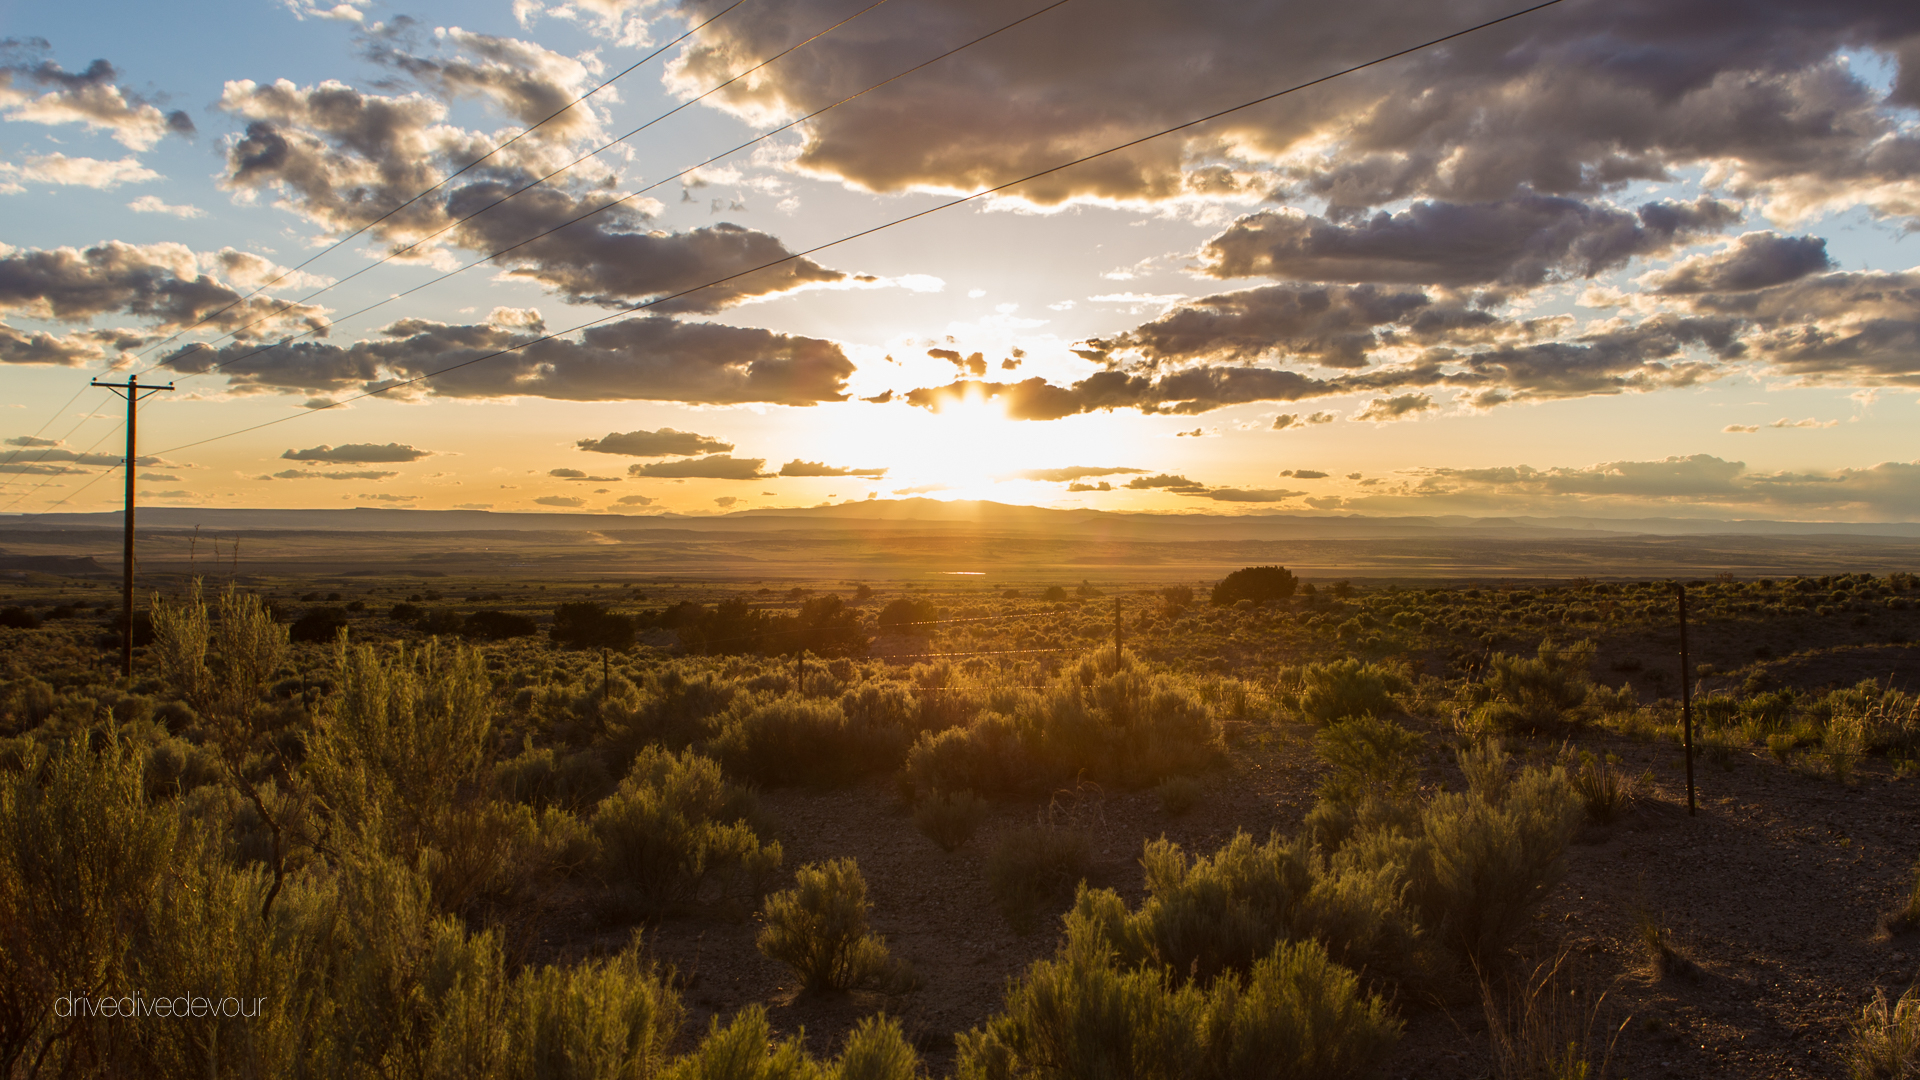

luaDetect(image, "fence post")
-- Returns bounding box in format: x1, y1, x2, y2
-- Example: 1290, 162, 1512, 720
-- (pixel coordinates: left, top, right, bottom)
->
1674, 583, 1696, 816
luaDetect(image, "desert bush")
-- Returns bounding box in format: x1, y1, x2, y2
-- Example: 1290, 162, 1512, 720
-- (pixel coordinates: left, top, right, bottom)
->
594, 746, 781, 917
497, 944, 686, 1080
711, 693, 907, 787
913, 789, 987, 851
600, 668, 739, 767
902, 713, 1036, 799
1211, 566, 1298, 606
498, 744, 615, 812
988, 823, 1091, 932
290, 606, 350, 643
757, 858, 896, 992
1405, 752, 1582, 965
1315, 715, 1424, 804
551, 602, 637, 650
1476, 639, 1596, 733
1562, 747, 1634, 824
465, 610, 539, 640
1293, 660, 1408, 724
1846, 986, 1920, 1080
666, 1006, 921, 1080
877, 597, 940, 632
956, 923, 1398, 1080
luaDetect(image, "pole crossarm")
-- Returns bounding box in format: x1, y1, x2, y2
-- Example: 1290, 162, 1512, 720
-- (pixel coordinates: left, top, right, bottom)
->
90, 377, 174, 679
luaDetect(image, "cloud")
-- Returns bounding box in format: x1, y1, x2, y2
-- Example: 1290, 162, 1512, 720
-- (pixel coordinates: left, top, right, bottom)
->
282, 442, 433, 463
668, 0, 1920, 228
0, 241, 329, 341
269, 468, 398, 480
549, 467, 620, 481
0, 462, 88, 475
615, 494, 654, 506
0, 321, 145, 367
1281, 469, 1329, 479
1191, 487, 1307, 502
127, 194, 204, 218
1008, 465, 1149, 482
0, 153, 157, 189
627, 454, 769, 480
358, 493, 419, 503
1273, 412, 1335, 431
778, 459, 887, 478
138, 472, 178, 481
929, 348, 988, 376
1647, 233, 1833, 294
216, 64, 851, 313
4, 436, 59, 447
1724, 424, 1759, 433
0, 440, 161, 467
892, 483, 948, 495
1673, 270, 1920, 389
534, 494, 586, 508
1767, 416, 1838, 429
713, 496, 738, 508
166, 315, 854, 404
0, 47, 192, 149
453, 502, 493, 509
1352, 393, 1436, 423
1067, 481, 1112, 492
577, 427, 734, 457
1124, 473, 1206, 493
1201, 197, 1738, 288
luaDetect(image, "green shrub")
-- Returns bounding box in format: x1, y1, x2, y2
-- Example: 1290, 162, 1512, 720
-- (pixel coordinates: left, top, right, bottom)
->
498, 744, 615, 811
913, 789, 987, 851
498, 944, 686, 1080
1405, 754, 1582, 965
666, 1006, 921, 1080
1315, 716, 1423, 804
988, 824, 1091, 933
1478, 639, 1595, 732
956, 923, 1398, 1080
903, 714, 1036, 799
593, 747, 781, 917
1562, 747, 1633, 824
711, 693, 907, 787
1294, 660, 1407, 724
757, 858, 895, 992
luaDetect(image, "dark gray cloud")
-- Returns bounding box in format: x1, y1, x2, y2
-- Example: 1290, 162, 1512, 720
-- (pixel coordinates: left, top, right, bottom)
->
1123, 473, 1205, 493
1192, 487, 1308, 502
0, 243, 329, 342
163, 316, 855, 405
535, 494, 586, 508
1202, 197, 1738, 288
1066, 481, 1111, 492
548, 468, 620, 481
1648, 233, 1833, 294
1282, 469, 1329, 479
627, 454, 769, 480
672, 0, 1920, 224
576, 428, 734, 457
1273, 411, 1335, 431
1672, 270, 1920, 388
1079, 283, 1505, 370
0, 41, 192, 148
217, 59, 849, 314
1352, 393, 1436, 422
778, 459, 887, 478
281, 442, 433, 463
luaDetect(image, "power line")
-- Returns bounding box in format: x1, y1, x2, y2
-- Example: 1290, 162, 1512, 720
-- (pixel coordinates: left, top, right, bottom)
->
137, 0, 1075, 392
123, 0, 751, 367
0, 416, 125, 513
151, 0, 1569, 460
4, 3, 748, 492
127, 0, 902, 382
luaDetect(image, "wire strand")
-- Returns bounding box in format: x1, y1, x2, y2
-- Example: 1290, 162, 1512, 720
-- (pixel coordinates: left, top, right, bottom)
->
152, 0, 1567, 458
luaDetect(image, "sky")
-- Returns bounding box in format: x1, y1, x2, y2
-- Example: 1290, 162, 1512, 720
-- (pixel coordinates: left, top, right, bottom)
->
1, 0, 1919, 522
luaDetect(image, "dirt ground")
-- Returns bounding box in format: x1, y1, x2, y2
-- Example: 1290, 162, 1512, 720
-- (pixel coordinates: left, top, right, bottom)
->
518, 712, 1918, 1079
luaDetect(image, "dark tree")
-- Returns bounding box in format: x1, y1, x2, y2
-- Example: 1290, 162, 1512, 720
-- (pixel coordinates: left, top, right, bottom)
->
462, 610, 537, 640
0, 607, 39, 629
388, 602, 422, 622
877, 597, 939, 632
768, 595, 868, 657
550, 602, 637, 650
289, 607, 350, 643
1041, 585, 1069, 601
1210, 565, 1298, 606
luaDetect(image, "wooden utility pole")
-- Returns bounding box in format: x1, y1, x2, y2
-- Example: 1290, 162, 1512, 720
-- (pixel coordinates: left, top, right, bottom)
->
1673, 582, 1696, 816
91, 376, 173, 679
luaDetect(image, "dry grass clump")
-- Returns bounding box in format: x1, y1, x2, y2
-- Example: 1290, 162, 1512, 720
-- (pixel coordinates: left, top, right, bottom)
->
1481, 954, 1622, 1080
1560, 747, 1637, 824
1634, 911, 1703, 983
1156, 774, 1202, 816
1846, 986, 1920, 1080
756, 858, 897, 992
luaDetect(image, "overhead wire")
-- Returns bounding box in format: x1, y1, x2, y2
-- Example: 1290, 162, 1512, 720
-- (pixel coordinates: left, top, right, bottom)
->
123, 0, 753, 366
123, 0, 906, 382
133, 0, 1077, 394
148, 0, 1571, 462
4, 0, 751, 491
